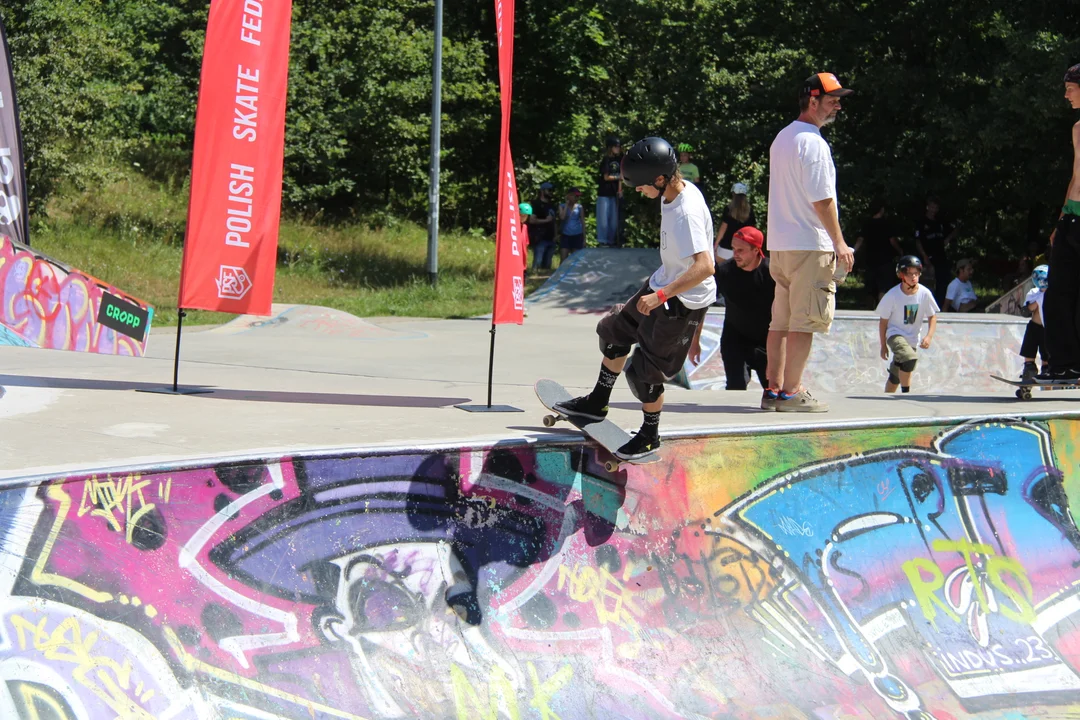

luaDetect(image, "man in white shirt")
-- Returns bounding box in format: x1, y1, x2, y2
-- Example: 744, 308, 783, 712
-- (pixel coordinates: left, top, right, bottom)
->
943, 258, 977, 312
764, 73, 856, 412
554, 137, 715, 460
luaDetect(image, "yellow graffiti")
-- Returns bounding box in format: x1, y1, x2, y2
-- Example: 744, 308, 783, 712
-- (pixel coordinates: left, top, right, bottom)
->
77, 473, 161, 545
903, 539, 1037, 630
11, 614, 154, 719
451, 661, 573, 720
163, 626, 370, 720
17, 682, 70, 720
528, 662, 573, 720
557, 564, 643, 632
32, 484, 113, 603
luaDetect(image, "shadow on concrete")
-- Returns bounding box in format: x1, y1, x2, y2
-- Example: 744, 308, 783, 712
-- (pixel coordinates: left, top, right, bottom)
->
847, 394, 1034, 405
610, 401, 762, 414
0, 374, 468, 408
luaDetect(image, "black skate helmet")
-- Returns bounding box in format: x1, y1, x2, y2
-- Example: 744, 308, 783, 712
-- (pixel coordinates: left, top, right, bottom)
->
896, 255, 923, 275
621, 137, 678, 188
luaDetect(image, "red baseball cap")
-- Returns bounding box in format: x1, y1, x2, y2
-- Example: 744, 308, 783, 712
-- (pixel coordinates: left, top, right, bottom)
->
801, 72, 854, 98
732, 226, 765, 256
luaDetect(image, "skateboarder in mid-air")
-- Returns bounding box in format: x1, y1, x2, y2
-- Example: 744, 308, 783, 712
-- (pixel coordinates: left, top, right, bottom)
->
553, 137, 716, 460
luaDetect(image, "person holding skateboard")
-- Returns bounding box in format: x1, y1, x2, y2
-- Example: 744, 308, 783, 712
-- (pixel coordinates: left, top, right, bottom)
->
875, 255, 938, 393
1039, 64, 1080, 382
553, 137, 716, 461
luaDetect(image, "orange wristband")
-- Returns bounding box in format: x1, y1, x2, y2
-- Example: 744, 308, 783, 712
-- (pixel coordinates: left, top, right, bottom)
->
656, 288, 668, 303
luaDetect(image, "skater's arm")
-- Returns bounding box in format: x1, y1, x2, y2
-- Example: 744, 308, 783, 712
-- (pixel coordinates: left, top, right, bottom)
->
637, 251, 715, 315
811, 198, 854, 271
879, 318, 889, 360
920, 315, 937, 349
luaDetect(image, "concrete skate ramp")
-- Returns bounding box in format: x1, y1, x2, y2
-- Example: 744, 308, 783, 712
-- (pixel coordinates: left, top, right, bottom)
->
0, 232, 154, 355
3, 416, 1080, 719
210, 303, 426, 340
687, 310, 1028, 393
527, 248, 660, 315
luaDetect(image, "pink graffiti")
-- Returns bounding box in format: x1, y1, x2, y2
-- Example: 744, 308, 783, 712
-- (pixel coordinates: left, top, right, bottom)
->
0, 234, 151, 355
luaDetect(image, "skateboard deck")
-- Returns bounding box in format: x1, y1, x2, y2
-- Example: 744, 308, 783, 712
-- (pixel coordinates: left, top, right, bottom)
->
991, 374, 1080, 400
535, 378, 660, 472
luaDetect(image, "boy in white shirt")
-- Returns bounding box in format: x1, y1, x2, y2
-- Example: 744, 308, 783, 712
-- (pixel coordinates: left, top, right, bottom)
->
876, 255, 940, 393
943, 258, 977, 312
1020, 264, 1050, 382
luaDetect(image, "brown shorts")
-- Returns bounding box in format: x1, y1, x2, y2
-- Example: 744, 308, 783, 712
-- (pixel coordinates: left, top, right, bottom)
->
769, 250, 837, 333
597, 283, 707, 384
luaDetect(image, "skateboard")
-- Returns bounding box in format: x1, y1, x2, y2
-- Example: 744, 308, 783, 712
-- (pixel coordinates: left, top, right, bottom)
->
990, 374, 1080, 400
535, 378, 660, 472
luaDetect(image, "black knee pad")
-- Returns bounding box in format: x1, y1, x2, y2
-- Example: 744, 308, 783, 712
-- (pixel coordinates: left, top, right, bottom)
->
897, 358, 917, 373
888, 371, 900, 385
600, 339, 632, 360
625, 361, 663, 403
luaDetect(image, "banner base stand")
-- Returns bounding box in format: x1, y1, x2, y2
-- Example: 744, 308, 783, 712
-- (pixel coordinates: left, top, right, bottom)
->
456, 403, 522, 413
137, 387, 214, 396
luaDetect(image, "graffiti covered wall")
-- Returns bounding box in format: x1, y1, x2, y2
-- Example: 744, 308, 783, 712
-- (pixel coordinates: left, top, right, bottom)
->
0, 234, 154, 355
1, 418, 1080, 719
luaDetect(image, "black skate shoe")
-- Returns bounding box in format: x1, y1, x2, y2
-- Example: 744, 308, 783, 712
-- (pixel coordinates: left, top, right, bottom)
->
552, 394, 608, 422
614, 432, 661, 461
1021, 362, 1038, 383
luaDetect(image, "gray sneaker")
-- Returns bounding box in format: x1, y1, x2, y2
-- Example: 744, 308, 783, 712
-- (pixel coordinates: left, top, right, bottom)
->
760, 388, 779, 410
776, 388, 829, 413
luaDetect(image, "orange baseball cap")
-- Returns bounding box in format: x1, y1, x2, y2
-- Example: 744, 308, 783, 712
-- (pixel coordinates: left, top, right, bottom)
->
802, 72, 854, 98
732, 226, 765, 256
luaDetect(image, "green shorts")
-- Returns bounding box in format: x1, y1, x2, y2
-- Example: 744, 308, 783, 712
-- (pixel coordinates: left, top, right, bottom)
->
887, 335, 918, 375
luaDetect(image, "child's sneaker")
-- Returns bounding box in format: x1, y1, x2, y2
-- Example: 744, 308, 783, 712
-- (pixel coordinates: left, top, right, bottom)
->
760, 388, 779, 410
615, 432, 661, 461
1021, 362, 1038, 383
552, 395, 608, 422
776, 388, 829, 413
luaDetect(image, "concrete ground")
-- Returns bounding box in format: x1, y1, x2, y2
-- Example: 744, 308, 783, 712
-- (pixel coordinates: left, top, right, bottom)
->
0, 292, 1075, 483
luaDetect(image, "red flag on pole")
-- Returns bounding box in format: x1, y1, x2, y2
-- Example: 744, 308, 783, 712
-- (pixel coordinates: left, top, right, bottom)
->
492, 0, 524, 325
178, 0, 292, 315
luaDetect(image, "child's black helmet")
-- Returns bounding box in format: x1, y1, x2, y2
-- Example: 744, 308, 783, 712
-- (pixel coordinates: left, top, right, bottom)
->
621, 137, 678, 188
896, 255, 923, 274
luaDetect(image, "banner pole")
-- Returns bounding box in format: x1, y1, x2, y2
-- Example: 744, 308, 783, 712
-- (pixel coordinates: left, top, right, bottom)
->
486, 322, 496, 408
172, 309, 185, 393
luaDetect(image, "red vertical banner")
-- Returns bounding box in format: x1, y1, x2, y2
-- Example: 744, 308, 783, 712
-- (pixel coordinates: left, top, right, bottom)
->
178, 0, 292, 315
492, 0, 524, 325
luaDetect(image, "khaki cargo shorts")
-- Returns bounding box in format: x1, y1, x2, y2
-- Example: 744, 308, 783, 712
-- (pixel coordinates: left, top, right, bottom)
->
769, 250, 837, 333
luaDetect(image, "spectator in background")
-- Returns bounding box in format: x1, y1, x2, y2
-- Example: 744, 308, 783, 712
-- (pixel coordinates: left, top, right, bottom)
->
596, 137, 622, 247
714, 182, 756, 262
559, 187, 587, 261
527, 182, 558, 271
853, 199, 902, 304
914, 195, 960, 304
709, 226, 774, 390
677, 144, 701, 184
943, 258, 977, 312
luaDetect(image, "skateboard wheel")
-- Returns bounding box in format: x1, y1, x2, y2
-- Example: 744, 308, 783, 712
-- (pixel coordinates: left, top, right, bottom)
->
1018, 388, 1032, 400
542, 415, 557, 427
604, 460, 619, 472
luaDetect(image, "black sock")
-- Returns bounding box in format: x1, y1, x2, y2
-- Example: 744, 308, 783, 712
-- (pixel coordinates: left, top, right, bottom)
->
641, 410, 661, 440
590, 366, 619, 406
901, 386, 910, 393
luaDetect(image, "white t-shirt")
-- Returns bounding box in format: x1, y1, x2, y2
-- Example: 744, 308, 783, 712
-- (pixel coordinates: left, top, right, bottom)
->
946, 278, 977, 307
1026, 287, 1045, 323
650, 182, 717, 309
767, 120, 837, 252
876, 284, 939, 346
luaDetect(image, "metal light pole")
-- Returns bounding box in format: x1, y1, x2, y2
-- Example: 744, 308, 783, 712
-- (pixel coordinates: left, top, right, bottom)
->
426, 0, 444, 287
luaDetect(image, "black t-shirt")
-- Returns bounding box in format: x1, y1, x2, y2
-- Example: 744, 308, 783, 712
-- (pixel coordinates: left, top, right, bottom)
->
719, 208, 757, 250
527, 198, 557, 243
915, 216, 954, 262
598, 156, 621, 197
859, 216, 898, 268
716, 257, 774, 343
